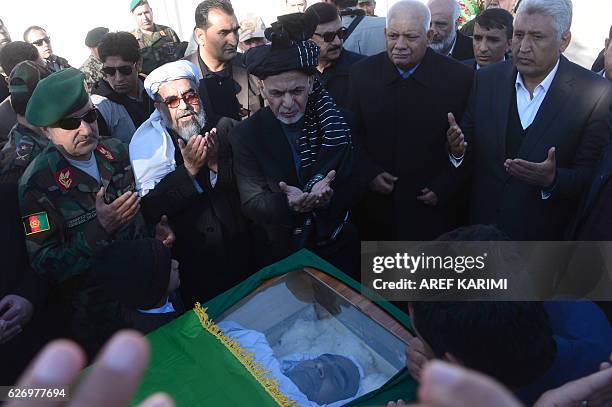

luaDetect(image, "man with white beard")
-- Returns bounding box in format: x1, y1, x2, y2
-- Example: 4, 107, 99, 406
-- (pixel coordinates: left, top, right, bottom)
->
427, 0, 474, 61
129, 60, 254, 307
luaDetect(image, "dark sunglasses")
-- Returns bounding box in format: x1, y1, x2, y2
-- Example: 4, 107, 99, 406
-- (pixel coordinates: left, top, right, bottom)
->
102, 64, 135, 76
55, 109, 99, 130
32, 36, 51, 46
163, 91, 200, 109
313, 27, 348, 43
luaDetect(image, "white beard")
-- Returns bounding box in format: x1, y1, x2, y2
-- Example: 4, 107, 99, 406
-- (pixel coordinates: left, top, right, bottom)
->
162, 108, 207, 142
430, 30, 457, 54
276, 111, 305, 125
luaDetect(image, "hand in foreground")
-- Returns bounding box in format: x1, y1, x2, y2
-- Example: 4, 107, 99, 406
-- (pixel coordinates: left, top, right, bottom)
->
0, 295, 34, 344
96, 188, 140, 234
447, 112, 466, 158
178, 134, 208, 177
7, 330, 174, 407
504, 147, 556, 188
155, 215, 175, 248
370, 172, 398, 194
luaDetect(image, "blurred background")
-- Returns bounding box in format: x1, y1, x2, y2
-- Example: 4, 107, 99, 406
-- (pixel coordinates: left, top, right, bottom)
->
1, 0, 609, 70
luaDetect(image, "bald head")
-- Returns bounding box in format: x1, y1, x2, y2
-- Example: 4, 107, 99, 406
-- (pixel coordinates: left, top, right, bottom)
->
387, 0, 431, 33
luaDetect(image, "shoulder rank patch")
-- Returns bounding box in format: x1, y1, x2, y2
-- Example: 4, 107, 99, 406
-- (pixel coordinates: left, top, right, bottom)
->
15, 138, 35, 165
55, 167, 74, 191
23, 212, 50, 235
96, 145, 115, 161
160, 30, 167, 37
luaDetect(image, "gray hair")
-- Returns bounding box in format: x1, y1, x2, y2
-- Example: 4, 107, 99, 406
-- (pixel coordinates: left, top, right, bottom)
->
516, 0, 572, 40
427, 0, 461, 28
387, 0, 432, 33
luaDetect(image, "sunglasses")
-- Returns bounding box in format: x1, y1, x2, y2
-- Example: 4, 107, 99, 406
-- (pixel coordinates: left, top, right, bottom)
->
313, 27, 348, 43
163, 91, 200, 109
102, 64, 135, 76
32, 36, 51, 46
55, 108, 99, 130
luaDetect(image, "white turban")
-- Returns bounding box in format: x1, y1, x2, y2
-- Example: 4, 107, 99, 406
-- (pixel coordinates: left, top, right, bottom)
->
144, 60, 200, 100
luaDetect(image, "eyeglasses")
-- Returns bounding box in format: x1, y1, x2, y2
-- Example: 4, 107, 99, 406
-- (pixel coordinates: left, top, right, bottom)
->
162, 91, 200, 109
55, 109, 99, 130
102, 64, 135, 76
31, 37, 51, 46
313, 27, 348, 43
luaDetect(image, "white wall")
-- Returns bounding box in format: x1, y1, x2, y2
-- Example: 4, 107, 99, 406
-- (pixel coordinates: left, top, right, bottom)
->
1, 0, 608, 69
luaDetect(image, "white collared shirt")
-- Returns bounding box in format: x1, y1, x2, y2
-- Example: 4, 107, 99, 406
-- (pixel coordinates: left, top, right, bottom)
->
515, 59, 560, 129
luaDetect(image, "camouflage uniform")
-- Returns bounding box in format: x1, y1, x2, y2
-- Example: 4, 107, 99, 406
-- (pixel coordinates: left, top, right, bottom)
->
132, 24, 182, 75
79, 55, 105, 93
18, 137, 149, 355
0, 124, 48, 184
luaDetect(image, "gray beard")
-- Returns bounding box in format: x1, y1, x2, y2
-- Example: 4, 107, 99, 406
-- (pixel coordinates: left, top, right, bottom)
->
430, 30, 457, 54
162, 109, 207, 142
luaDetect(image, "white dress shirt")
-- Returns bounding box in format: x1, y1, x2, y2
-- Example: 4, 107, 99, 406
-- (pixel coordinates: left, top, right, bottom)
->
449, 59, 561, 199
515, 59, 560, 129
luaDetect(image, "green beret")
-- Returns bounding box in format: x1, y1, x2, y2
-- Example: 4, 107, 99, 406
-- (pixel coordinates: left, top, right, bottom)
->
85, 27, 109, 47
26, 68, 89, 127
130, 0, 147, 11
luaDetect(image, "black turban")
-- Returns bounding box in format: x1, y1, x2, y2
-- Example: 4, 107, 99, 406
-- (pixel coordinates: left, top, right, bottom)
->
245, 12, 321, 79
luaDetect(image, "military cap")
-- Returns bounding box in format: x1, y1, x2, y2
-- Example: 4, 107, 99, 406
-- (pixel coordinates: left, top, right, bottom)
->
130, 0, 148, 12
85, 27, 109, 48
8, 60, 51, 96
25, 68, 89, 127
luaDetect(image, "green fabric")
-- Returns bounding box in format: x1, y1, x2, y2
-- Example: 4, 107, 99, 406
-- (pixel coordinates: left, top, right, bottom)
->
131, 312, 280, 407
25, 68, 88, 126
130, 0, 145, 11
134, 249, 418, 406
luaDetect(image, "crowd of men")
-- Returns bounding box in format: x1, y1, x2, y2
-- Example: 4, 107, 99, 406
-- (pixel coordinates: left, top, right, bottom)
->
0, 0, 611, 405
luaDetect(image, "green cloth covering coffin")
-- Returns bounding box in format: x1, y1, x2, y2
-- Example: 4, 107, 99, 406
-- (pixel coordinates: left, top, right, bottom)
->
131, 249, 418, 406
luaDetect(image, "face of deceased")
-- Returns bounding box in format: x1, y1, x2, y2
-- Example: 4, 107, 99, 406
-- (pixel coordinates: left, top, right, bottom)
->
260, 70, 313, 125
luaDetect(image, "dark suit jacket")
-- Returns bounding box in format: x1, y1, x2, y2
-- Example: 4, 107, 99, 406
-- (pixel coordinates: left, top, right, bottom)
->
462, 58, 477, 70
140, 118, 254, 306
451, 31, 475, 61
347, 48, 474, 240
592, 49, 605, 73
183, 51, 263, 124
462, 56, 612, 240
568, 141, 612, 238
229, 107, 368, 265
319, 50, 365, 108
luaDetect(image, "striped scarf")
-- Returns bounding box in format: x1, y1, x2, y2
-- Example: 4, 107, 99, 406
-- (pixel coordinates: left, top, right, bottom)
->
298, 78, 352, 185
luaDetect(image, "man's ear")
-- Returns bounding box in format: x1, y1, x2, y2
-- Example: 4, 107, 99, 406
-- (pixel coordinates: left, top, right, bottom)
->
195, 27, 206, 47
137, 58, 143, 73
559, 30, 571, 53
426, 29, 434, 45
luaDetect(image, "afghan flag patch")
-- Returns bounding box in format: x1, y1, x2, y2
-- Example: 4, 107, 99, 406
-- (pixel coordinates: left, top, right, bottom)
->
23, 212, 50, 235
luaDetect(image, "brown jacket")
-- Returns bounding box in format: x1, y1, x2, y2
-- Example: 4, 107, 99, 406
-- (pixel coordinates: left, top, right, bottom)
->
183, 51, 263, 122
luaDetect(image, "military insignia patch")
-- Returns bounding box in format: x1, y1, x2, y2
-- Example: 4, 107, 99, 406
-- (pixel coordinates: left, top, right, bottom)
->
160, 30, 167, 37
23, 212, 50, 235
55, 168, 74, 191
96, 145, 115, 161
15, 139, 34, 165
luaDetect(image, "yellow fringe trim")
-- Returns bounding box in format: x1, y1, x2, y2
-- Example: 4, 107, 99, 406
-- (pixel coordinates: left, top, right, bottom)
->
193, 303, 297, 407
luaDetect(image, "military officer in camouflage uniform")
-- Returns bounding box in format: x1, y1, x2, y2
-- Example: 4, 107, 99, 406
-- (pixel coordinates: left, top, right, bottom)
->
79, 27, 109, 93
130, 0, 183, 75
0, 61, 52, 184
17, 68, 171, 356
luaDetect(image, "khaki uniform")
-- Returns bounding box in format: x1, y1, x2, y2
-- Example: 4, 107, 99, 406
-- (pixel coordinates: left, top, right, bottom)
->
79, 55, 105, 92
18, 138, 149, 354
0, 124, 48, 184
132, 24, 181, 75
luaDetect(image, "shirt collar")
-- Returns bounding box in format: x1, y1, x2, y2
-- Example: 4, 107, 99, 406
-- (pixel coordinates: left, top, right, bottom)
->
516, 58, 560, 94
397, 63, 420, 78
447, 33, 458, 56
